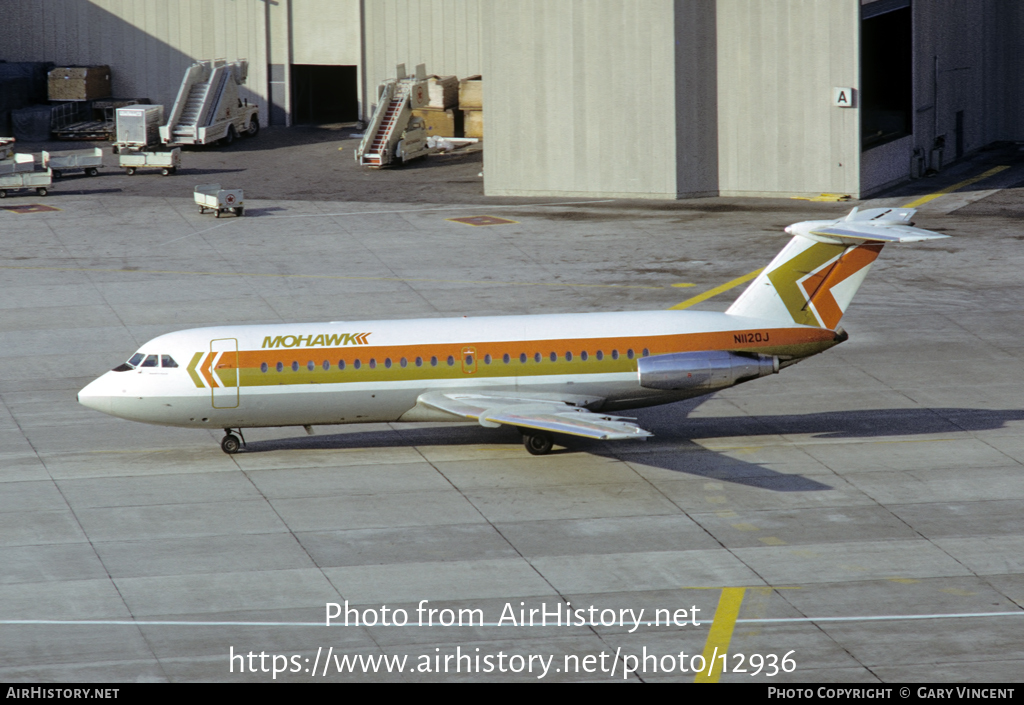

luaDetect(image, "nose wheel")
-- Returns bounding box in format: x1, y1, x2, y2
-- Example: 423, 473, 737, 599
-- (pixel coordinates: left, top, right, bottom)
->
221, 429, 246, 454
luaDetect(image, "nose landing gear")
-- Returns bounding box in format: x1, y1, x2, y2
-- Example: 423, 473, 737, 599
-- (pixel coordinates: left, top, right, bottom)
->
221, 428, 246, 454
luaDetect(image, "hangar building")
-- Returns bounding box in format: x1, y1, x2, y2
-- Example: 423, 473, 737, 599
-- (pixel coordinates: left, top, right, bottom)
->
2, 0, 1021, 199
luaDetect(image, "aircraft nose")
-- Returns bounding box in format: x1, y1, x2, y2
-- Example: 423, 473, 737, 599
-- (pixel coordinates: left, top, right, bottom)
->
78, 376, 114, 415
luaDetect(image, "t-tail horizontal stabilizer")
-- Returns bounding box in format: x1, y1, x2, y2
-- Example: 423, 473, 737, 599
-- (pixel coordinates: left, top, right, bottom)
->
727, 207, 948, 329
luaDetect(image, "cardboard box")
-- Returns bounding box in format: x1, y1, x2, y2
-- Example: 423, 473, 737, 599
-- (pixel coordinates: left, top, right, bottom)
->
411, 108, 462, 138
458, 75, 482, 110
426, 75, 459, 109
48, 66, 112, 101
464, 110, 483, 139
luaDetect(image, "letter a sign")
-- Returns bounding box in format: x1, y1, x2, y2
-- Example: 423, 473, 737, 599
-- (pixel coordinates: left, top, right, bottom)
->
833, 87, 854, 107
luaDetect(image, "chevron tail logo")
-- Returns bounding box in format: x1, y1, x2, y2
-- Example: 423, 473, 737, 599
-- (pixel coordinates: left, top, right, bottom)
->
767, 242, 883, 329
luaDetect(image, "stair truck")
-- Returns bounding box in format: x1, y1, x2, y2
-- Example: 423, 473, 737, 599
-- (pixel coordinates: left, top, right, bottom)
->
355, 64, 431, 168
160, 60, 259, 147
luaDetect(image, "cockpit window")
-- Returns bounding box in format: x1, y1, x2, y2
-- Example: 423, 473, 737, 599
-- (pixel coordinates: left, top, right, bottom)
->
128, 353, 145, 367
161, 355, 178, 368
140, 355, 159, 368
111, 363, 133, 372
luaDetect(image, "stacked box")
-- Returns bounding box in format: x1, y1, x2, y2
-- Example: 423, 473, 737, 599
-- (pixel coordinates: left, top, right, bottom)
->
464, 110, 483, 139
426, 75, 458, 109
458, 75, 482, 110
48, 66, 112, 101
411, 108, 463, 138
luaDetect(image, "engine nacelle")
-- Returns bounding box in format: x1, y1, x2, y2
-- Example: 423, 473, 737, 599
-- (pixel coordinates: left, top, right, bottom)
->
638, 351, 779, 392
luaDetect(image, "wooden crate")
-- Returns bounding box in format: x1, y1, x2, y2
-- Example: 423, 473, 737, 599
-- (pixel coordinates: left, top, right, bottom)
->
458, 75, 482, 110
48, 66, 112, 101
411, 108, 463, 138
464, 110, 483, 139
426, 75, 458, 109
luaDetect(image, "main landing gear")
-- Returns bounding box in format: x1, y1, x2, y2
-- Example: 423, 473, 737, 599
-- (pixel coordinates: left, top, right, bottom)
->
221, 428, 246, 454
521, 430, 554, 456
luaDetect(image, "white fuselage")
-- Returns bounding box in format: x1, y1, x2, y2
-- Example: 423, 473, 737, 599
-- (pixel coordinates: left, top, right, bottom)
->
78, 310, 839, 431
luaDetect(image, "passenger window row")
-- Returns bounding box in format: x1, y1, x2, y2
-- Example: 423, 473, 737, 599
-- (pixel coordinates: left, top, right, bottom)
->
258, 348, 650, 373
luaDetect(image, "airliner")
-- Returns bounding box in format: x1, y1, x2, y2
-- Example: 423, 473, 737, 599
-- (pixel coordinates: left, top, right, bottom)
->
78, 208, 946, 455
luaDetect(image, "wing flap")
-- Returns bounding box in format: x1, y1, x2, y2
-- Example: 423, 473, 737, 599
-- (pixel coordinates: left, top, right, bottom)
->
417, 391, 652, 441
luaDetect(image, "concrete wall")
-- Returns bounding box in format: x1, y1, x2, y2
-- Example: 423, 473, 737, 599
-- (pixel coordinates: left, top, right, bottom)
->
717, 0, 861, 198
362, 0, 484, 116
0, 0, 270, 128
483, 0, 715, 199
292, 0, 361, 66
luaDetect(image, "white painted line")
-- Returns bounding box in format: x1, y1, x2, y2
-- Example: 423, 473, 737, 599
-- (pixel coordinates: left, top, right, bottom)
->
159, 200, 617, 245
4, 610, 1023, 628
260, 200, 617, 220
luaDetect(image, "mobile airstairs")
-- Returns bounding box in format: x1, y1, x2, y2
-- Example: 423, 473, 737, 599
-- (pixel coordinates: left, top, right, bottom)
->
159, 60, 259, 146
356, 64, 430, 167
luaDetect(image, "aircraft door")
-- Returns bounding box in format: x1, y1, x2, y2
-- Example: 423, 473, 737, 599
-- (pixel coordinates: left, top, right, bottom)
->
210, 338, 240, 409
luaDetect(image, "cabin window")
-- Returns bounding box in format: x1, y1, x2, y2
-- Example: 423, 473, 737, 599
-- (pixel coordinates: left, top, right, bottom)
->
565, 351, 573, 362
415, 357, 423, 367
626, 349, 634, 360
534, 353, 541, 363
520, 353, 527, 364
483, 354, 491, 365
430, 356, 438, 367
161, 355, 178, 368
612, 350, 619, 360
549, 352, 557, 362
642, 348, 650, 357
369, 359, 377, 369
465, 355, 474, 366
339, 360, 346, 370
261, 362, 268, 373
354, 359, 361, 369
446, 355, 455, 366
503, 353, 511, 364
291, 361, 299, 371
307, 361, 315, 371
385, 358, 392, 369
580, 351, 588, 361
140, 355, 158, 368
322, 360, 330, 371
596, 350, 604, 361
400, 358, 408, 368
276, 362, 284, 372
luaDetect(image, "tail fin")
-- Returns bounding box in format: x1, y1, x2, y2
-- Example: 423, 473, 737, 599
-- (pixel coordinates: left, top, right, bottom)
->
726, 208, 948, 329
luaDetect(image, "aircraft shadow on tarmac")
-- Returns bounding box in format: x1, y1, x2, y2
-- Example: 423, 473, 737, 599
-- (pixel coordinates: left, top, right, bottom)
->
239, 403, 1024, 492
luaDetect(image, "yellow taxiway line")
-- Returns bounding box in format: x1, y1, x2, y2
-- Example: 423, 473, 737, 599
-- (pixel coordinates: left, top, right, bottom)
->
900, 165, 1009, 208
669, 269, 764, 310
694, 587, 746, 683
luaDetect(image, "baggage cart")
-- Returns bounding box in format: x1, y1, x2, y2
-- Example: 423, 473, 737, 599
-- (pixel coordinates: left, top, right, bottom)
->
0, 169, 53, 198
194, 183, 244, 217
43, 148, 104, 178
118, 148, 180, 176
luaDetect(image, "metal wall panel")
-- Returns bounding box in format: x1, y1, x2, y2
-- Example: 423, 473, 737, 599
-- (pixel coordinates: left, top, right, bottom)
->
716, 0, 861, 197
0, 0, 270, 128
362, 0, 484, 116
483, 0, 699, 199
292, 0, 361, 66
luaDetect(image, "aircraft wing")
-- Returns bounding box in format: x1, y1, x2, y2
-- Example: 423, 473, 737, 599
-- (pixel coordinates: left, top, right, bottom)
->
417, 391, 653, 440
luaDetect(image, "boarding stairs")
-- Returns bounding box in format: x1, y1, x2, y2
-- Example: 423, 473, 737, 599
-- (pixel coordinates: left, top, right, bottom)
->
160, 60, 256, 146
356, 64, 430, 168
358, 83, 411, 166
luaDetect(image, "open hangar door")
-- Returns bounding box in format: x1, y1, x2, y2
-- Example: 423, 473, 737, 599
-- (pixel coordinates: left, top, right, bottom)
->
861, 1, 912, 151
290, 65, 359, 125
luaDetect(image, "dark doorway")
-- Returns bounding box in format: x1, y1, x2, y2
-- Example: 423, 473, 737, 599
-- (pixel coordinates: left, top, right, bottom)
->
861, 5, 912, 150
291, 65, 358, 125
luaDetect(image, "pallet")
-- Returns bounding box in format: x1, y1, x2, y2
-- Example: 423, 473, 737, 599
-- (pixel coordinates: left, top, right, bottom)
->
53, 120, 114, 141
